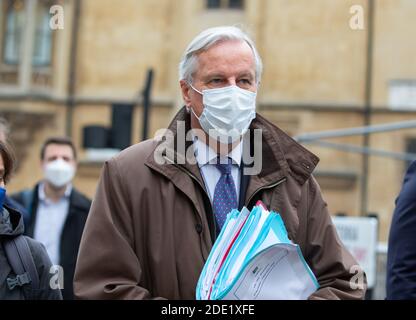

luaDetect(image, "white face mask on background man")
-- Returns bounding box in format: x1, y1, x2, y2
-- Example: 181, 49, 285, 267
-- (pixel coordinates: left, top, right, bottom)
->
43, 158, 75, 188
190, 84, 257, 144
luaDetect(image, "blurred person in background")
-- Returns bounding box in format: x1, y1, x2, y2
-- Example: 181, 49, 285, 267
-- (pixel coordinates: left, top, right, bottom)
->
0, 117, 8, 142
387, 160, 416, 299
0, 140, 62, 299
11, 137, 91, 300
0, 117, 29, 216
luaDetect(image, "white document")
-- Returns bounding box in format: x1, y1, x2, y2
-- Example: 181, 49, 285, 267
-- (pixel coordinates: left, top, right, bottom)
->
196, 204, 319, 300
220, 243, 319, 300
197, 208, 250, 300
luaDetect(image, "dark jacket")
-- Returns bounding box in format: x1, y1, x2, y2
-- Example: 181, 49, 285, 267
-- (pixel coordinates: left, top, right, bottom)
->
387, 161, 416, 299
0, 205, 62, 300
11, 184, 91, 300
4, 196, 29, 218
74, 108, 366, 300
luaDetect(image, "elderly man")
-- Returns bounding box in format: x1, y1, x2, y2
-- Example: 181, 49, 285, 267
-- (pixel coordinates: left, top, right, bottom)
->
74, 26, 366, 300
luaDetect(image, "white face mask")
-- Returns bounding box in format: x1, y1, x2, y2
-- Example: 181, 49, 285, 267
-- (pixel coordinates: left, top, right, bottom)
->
44, 159, 75, 188
190, 84, 257, 144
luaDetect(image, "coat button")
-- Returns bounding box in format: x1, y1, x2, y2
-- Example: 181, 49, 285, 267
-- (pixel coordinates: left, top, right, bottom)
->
195, 224, 203, 234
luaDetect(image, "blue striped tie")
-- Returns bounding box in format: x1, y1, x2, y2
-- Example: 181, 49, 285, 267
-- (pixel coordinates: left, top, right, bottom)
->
213, 157, 238, 230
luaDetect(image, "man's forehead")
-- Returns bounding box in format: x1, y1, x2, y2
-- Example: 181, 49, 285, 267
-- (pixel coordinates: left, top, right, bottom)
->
199, 40, 254, 60
44, 144, 74, 156
195, 40, 255, 76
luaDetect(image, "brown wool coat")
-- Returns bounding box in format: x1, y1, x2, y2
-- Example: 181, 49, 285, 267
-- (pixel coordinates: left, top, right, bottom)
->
74, 108, 366, 300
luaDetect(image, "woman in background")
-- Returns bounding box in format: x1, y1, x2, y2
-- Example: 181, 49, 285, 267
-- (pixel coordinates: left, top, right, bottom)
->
0, 140, 62, 300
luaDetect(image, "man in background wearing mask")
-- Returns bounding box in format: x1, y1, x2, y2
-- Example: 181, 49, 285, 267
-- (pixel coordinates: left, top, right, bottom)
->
74, 26, 365, 300
12, 137, 91, 300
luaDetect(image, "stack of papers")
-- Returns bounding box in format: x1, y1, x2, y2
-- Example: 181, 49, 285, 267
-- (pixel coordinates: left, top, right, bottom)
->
196, 201, 319, 300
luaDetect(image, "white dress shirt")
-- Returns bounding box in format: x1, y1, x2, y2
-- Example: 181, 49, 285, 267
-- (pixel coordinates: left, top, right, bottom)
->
33, 182, 72, 266
193, 137, 242, 204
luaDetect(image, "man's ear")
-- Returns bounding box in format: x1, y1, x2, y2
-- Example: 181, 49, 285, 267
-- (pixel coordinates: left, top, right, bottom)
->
180, 80, 192, 107
40, 160, 46, 172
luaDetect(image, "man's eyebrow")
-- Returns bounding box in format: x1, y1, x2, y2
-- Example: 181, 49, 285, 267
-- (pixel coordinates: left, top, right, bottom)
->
202, 73, 226, 80
238, 72, 255, 78
202, 71, 255, 80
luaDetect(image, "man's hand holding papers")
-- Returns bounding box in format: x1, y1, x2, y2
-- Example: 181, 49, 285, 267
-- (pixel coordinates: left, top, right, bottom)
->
196, 201, 319, 300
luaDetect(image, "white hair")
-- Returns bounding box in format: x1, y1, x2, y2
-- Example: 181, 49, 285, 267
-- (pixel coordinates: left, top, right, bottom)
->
179, 26, 263, 85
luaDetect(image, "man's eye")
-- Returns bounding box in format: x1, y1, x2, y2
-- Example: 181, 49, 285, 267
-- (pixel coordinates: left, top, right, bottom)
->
209, 79, 222, 84
239, 79, 252, 85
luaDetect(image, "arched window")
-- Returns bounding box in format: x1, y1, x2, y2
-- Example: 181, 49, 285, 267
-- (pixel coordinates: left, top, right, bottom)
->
1, 0, 53, 67
33, 0, 53, 66
2, 0, 25, 65
206, 0, 244, 10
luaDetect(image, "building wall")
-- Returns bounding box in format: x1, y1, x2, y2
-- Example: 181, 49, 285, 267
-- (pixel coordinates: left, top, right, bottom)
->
372, 0, 416, 107
259, 0, 367, 105
1, 100, 67, 193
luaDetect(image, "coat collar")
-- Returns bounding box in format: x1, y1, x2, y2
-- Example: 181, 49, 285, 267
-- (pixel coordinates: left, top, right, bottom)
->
192, 134, 243, 168
145, 107, 319, 245
145, 107, 319, 193
248, 111, 320, 188
38, 182, 72, 202
0, 205, 25, 237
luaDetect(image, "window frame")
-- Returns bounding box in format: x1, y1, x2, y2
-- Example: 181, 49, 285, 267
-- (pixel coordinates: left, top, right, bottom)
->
0, 0, 57, 91
1, 0, 25, 66
206, 0, 244, 10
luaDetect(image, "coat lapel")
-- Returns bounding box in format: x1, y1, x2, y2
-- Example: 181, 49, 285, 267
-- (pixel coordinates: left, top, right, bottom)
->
145, 108, 209, 229
145, 107, 321, 243
243, 113, 320, 206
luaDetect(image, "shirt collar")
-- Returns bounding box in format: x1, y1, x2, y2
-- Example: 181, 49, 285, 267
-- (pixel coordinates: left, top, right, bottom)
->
192, 135, 243, 168
39, 182, 72, 202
